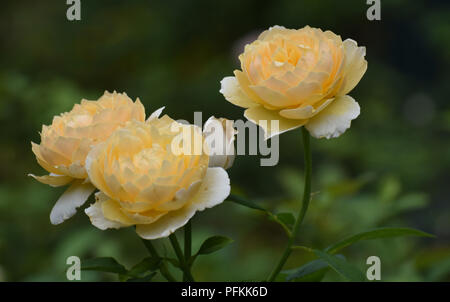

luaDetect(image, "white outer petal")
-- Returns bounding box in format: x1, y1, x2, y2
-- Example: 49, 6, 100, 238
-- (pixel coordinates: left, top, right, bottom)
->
208, 152, 235, 170
203, 116, 236, 169
50, 180, 96, 225
84, 192, 126, 230
146, 106, 165, 122
305, 95, 360, 139
136, 167, 230, 240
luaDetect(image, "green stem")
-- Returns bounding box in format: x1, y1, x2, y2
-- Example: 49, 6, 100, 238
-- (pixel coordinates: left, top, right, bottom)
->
140, 238, 176, 282
267, 127, 312, 281
183, 221, 192, 281
169, 233, 195, 282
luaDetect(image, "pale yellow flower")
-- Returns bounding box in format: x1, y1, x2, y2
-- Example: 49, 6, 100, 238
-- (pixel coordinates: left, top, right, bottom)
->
29, 91, 145, 224
84, 115, 230, 239
220, 25, 367, 139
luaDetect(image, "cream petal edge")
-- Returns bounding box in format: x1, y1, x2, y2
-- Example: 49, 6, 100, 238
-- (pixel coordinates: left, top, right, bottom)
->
305, 95, 360, 139
50, 180, 96, 225
279, 98, 334, 120
220, 76, 259, 109
136, 167, 230, 240
338, 39, 367, 96
85, 194, 126, 230
85, 142, 108, 194
244, 105, 307, 140
28, 173, 73, 187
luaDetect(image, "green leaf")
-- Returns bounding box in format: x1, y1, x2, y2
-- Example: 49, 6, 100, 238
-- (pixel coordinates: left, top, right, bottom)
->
126, 272, 157, 282
314, 250, 366, 282
81, 257, 127, 274
325, 227, 435, 254
227, 194, 267, 212
127, 257, 161, 278
196, 236, 233, 255
283, 256, 344, 282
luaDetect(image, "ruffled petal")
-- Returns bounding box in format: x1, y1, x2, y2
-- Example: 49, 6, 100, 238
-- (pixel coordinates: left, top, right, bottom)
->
220, 76, 258, 108
244, 105, 307, 139
338, 39, 367, 96
84, 192, 127, 230
28, 173, 73, 187
279, 98, 334, 120
249, 85, 295, 108
305, 95, 360, 139
136, 167, 230, 240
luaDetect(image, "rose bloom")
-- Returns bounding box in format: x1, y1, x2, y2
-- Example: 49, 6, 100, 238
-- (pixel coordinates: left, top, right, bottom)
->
84, 115, 231, 239
29, 91, 146, 224
220, 25, 367, 139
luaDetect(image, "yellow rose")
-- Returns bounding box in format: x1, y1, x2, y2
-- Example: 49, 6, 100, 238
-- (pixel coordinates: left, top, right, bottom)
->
220, 25, 367, 139
84, 115, 231, 239
29, 91, 146, 224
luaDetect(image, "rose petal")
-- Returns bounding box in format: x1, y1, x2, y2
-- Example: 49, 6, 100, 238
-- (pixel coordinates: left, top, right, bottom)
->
84, 193, 126, 230
244, 105, 307, 139
85, 142, 109, 194
257, 25, 288, 41
305, 95, 360, 139
279, 98, 334, 120
136, 167, 230, 240
285, 81, 323, 105
154, 180, 202, 212
338, 39, 367, 96
249, 85, 295, 108
220, 76, 258, 108
100, 193, 166, 225
146, 106, 165, 122
28, 173, 73, 187
54, 162, 87, 179
31, 142, 60, 175
234, 70, 264, 105
50, 180, 96, 225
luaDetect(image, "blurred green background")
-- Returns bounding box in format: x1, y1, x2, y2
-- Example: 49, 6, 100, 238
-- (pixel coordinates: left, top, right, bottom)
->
0, 0, 449, 281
